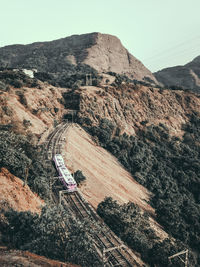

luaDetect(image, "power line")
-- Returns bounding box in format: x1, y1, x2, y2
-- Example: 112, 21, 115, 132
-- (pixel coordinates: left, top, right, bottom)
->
145, 44, 200, 64
168, 249, 189, 267
143, 34, 200, 62
142, 41, 200, 71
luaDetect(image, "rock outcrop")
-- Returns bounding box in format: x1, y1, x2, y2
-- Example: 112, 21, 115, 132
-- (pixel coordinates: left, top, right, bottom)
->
0, 32, 157, 83
67, 84, 200, 137
154, 56, 200, 93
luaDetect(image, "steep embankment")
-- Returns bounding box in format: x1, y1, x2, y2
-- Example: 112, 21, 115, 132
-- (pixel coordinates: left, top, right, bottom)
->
0, 81, 66, 138
63, 124, 168, 240
64, 124, 152, 211
72, 84, 200, 136
0, 168, 43, 213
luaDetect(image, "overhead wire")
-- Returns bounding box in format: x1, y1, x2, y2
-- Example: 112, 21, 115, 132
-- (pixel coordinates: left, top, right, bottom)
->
143, 34, 200, 62
140, 34, 200, 71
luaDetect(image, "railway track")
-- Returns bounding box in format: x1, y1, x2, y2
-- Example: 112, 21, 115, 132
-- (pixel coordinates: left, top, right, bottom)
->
45, 123, 141, 267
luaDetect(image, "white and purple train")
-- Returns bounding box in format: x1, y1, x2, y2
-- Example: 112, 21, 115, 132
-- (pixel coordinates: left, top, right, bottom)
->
53, 154, 77, 192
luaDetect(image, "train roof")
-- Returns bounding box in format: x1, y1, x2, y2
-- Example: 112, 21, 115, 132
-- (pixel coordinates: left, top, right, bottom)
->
53, 154, 65, 165
53, 154, 77, 185
59, 166, 76, 184
54, 154, 64, 160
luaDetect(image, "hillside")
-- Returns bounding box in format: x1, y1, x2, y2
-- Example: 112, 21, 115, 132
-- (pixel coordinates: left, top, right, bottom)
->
63, 124, 168, 240
0, 70, 65, 137
0, 46, 200, 265
64, 124, 153, 211
154, 55, 200, 93
0, 168, 43, 213
0, 32, 157, 83
0, 247, 78, 267
65, 82, 200, 136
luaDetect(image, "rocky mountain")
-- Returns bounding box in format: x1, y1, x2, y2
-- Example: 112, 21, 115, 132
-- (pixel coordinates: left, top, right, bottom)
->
0, 35, 200, 266
154, 56, 200, 93
72, 83, 200, 136
0, 32, 157, 84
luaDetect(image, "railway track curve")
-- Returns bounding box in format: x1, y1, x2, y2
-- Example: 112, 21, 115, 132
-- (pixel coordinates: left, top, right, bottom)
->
45, 122, 141, 267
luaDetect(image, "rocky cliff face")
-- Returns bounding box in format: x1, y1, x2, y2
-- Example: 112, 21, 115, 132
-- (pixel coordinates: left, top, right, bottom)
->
0, 33, 157, 83
154, 56, 200, 93
65, 83, 200, 137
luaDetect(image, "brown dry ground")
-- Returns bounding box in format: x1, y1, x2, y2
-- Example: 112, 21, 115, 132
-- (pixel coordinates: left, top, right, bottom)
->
0, 247, 79, 267
64, 124, 153, 211
78, 85, 200, 137
63, 124, 168, 240
0, 83, 65, 138
0, 168, 43, 213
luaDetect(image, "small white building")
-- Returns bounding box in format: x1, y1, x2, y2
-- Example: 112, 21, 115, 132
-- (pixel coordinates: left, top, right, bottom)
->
22, 69, 37, 78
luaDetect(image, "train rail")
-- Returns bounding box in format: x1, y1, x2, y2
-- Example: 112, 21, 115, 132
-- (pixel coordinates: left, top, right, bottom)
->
45, 123, 141, 267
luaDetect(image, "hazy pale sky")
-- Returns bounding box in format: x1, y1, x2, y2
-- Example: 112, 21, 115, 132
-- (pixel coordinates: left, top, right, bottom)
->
1, 0, 200, 72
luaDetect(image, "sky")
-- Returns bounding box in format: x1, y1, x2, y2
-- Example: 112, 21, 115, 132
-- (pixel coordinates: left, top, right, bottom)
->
1, 0, 200, 72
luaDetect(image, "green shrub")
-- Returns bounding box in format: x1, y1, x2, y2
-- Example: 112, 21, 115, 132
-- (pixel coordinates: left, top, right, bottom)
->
80, 114, 200, 265
0, 81, 9, 91
15, 91, 28, 107
2, 205, 100, 266
2, 106, 13, 116
0, 70, 40, 89
10, 79, 23, 88
73, 170, 86, 186
23, 119, 32, 129
0, 130, 54, 199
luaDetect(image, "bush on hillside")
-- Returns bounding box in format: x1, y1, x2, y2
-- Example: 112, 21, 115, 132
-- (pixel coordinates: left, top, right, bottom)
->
0, 81, 10, 91
80, 114, 200, 265
0, 70, 39, 88
73, 170, 86, 186
0, 130, 54, 199
35, 64, 102, 89
97, 197, 196, 266
1, 205, 100, 266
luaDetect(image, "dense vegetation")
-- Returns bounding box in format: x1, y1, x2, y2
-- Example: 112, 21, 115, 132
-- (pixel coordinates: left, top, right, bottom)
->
35, 64, 102, 88
107, 71, 156, 88
97, 197, 195, 266
0, 69, 39, 89
0, 129, 54, 199
0, 129, 100, 266
82, 114, 200, 266
1, 205, 100, 266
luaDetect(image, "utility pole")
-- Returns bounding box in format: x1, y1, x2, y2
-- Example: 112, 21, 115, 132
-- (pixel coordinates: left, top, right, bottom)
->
86, 74, 92, 86
23, 163, 31, 187
168, 249, 189, 267
102, 245, 125, 266
59, 190, 69, 205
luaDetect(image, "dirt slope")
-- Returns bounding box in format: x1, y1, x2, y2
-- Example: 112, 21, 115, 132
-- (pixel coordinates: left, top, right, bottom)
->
0, 83, 65, 138
63, 124, 169, 241
64, 124, 153, 212
0, 247, 78, 267
0, 168, 43, 213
